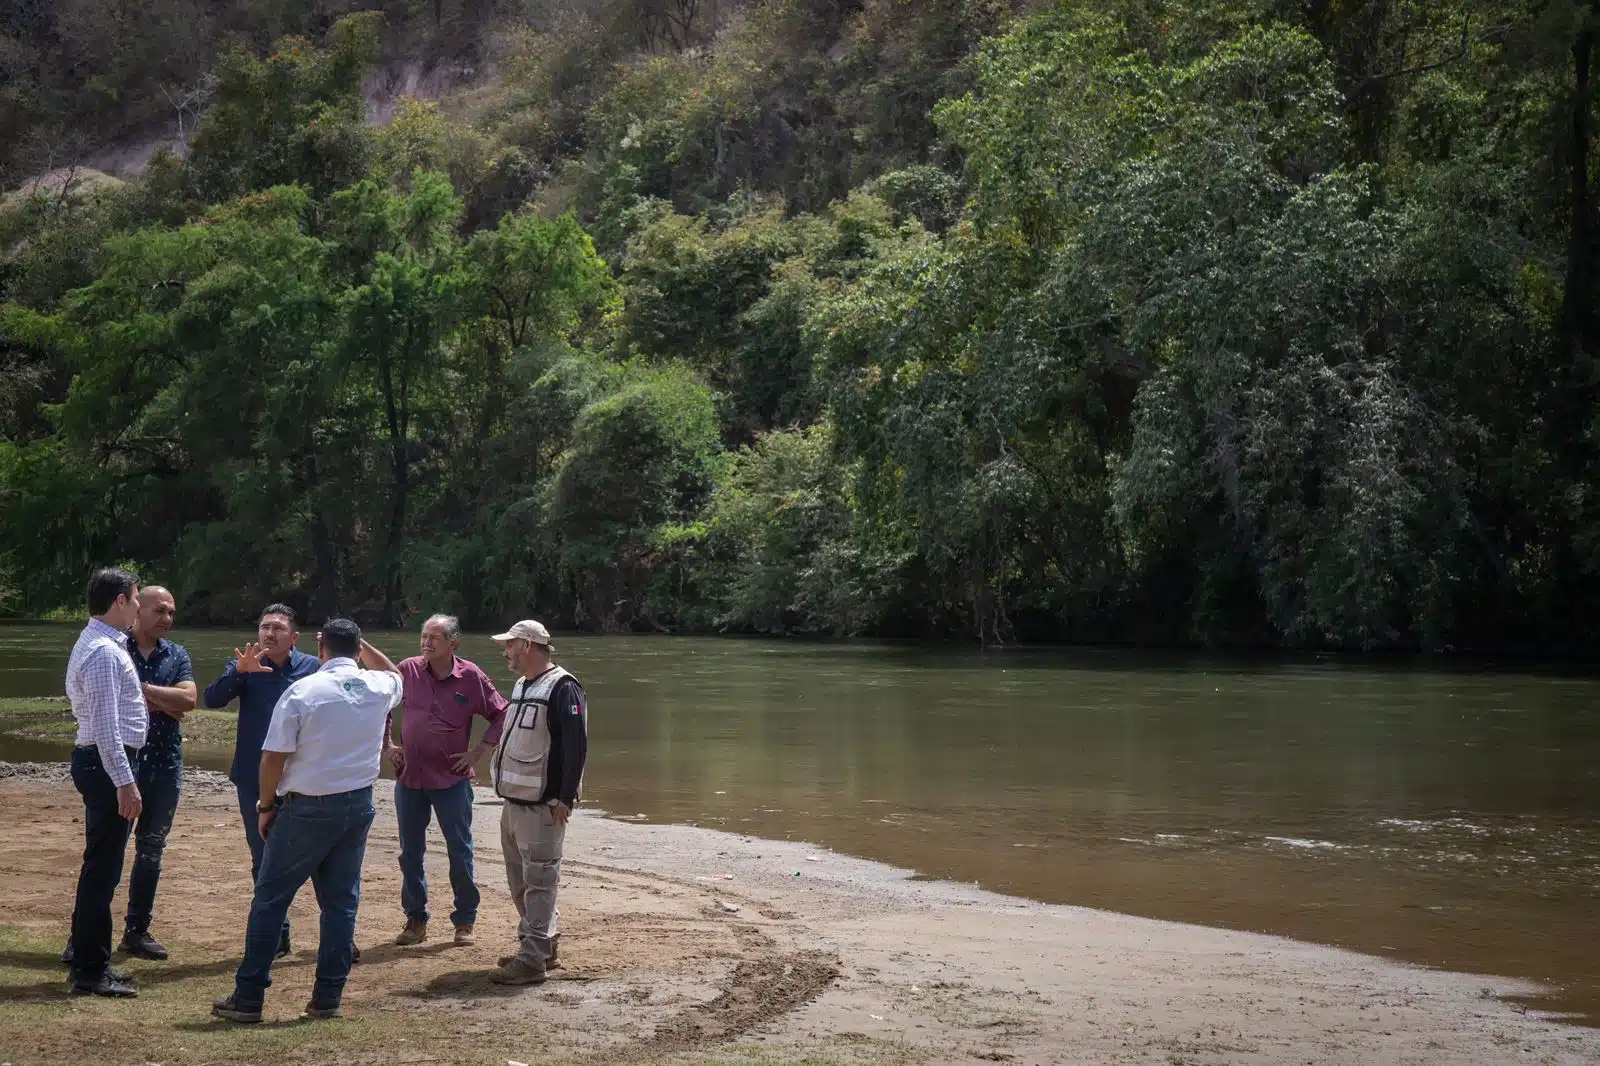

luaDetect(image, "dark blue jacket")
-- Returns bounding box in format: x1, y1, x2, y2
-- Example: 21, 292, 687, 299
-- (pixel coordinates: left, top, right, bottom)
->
202, 647, 320, 788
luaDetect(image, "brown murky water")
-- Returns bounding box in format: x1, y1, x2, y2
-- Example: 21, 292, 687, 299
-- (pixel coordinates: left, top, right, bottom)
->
3, 623, 1597, 1022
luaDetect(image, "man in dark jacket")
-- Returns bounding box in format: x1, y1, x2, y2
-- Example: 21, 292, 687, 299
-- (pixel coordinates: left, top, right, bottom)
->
202, 603, 319, 956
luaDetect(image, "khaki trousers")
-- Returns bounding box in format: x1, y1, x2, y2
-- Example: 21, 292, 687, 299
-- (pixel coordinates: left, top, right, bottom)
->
500, 800, 565, 968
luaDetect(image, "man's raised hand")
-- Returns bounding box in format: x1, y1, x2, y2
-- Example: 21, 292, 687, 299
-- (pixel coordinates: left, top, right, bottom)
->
235, 642, 273, 673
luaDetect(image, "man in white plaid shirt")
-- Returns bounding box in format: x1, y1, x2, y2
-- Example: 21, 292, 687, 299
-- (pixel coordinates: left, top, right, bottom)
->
65, 567, 148, 998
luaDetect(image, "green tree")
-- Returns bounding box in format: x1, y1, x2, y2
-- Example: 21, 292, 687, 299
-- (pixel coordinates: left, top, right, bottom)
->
549, 361, 723, 630
325, 171, 469, 622
185, 13, 381, 203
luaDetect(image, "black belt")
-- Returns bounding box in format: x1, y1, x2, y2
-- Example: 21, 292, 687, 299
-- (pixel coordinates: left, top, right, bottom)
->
281, 785, 374, 805
75, 744, 144, 758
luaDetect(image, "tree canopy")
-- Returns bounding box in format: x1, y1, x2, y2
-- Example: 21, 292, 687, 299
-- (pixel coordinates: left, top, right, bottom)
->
2, 0, 1598, 652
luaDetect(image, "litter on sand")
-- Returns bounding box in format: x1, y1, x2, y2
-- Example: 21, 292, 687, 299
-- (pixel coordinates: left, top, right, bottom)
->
805, 855, 823, 862
716, 900, 741, 913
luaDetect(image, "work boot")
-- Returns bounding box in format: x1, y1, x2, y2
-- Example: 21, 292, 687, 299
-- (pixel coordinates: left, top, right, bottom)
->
489, 958, 546, 986
498, 936, 559, 970
275, 931, 292, 959
351, 942, 361, 964
121, 929, 169, 960
70, 972, 137, 998
211, 994, 262, 1024
453, 923, 475, 946
394, 919, 428, 946
303, 999, 343, 1020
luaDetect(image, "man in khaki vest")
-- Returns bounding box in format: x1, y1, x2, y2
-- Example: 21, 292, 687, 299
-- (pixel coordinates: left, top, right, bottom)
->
488, 620, 587, 985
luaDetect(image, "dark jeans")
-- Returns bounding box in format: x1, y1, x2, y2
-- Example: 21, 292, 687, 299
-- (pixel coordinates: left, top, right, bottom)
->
395, 778, 480, 927
233, 787, 375, 1010
235, 778, 290, 942
69, 745, 140, 981
124, 740, 182, 935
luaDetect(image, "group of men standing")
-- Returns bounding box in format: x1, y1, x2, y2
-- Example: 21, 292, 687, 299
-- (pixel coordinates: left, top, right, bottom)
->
62, 567, 587, 1021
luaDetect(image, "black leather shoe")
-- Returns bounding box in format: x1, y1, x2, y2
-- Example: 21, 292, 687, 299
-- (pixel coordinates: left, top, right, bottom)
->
71, 967, 132, 981
62, 936, 131, 979
70, 972, 137, 998
211, 994, 262, 1023
275, 932, 291, 959
121, 930, 169, 960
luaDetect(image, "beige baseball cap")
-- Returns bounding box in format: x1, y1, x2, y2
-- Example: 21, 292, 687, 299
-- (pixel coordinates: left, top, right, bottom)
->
491, 619, 553, 648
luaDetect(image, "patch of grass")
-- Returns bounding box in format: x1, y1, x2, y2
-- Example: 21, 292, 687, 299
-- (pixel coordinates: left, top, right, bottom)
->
0, 925, 428, 1065
0, 697, 238, 748
0, 925, 562, 1066
0, 924, 858, 1066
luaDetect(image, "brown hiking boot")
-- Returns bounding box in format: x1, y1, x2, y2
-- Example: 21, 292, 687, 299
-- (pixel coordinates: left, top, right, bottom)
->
394, 919, 428, 946
498, 936, 559, 970
490, 958, 546, 986
453, 923, 475, 946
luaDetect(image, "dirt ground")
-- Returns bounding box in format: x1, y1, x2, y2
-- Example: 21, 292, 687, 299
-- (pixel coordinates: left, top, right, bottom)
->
0, 765, 1595, 1066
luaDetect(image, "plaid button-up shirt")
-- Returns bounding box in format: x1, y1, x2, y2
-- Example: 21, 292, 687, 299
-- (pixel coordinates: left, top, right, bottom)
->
67, 617, 148, 786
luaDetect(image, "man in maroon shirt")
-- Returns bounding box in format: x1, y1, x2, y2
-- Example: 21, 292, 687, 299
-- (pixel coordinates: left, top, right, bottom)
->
385, 614, 509, 947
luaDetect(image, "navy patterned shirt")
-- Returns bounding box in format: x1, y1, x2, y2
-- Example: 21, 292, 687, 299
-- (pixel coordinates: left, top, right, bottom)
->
126, 635, 194, 758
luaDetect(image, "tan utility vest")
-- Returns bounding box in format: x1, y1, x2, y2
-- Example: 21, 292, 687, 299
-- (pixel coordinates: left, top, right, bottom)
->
492, 665, 575, 804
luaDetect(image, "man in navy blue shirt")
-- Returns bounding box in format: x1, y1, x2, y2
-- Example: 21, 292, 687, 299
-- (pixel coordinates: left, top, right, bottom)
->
61, 584, 196, 967
203, 603, 319, 956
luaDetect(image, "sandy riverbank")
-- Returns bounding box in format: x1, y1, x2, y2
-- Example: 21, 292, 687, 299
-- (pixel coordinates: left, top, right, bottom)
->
0, 763, 1593, 1066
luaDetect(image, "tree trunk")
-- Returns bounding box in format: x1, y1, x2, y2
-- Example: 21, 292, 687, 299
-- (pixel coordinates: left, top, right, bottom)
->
306, 453, 342, 622
1562, 13, 1597, 357
378, 349, 410, 627
385, 448, 407, 625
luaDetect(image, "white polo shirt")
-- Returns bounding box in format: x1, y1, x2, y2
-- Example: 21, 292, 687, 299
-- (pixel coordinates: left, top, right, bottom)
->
263, 657, 403, 797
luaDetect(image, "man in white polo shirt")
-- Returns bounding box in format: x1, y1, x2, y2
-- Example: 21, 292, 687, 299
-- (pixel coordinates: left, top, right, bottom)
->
211, 618, 401, 1024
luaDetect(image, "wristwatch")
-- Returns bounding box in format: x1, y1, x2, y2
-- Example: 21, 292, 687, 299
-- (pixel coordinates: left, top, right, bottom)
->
257, 797, 282, 813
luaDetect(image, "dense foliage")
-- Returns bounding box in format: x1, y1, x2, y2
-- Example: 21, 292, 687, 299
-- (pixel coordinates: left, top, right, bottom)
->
3, 0, 1599, 651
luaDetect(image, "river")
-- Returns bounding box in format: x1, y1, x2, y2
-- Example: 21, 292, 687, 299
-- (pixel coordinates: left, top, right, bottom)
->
2, 622, 1596, 1023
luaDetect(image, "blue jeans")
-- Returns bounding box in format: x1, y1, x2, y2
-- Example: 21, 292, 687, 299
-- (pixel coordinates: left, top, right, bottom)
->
124, 739, 182, 935
233, 787, 375, 1010
69, 745, 140, 981
395, 779, 480, 927
235, 778, 290, 943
